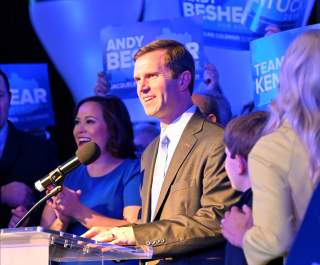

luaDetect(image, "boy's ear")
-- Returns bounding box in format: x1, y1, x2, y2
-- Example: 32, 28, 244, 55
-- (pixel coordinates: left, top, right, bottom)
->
235, 154, 248, 175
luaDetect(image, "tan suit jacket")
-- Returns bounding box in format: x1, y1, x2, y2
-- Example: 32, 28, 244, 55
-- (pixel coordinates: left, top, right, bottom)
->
133, 111, 239, 264
243, 121, 315, 265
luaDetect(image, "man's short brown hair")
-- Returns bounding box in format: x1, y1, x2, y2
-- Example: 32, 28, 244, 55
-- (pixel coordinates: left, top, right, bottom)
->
224, 111, 269, 160
134, 39, 195, 94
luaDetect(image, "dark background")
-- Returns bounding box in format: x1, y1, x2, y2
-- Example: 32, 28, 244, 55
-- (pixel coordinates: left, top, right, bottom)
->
0, 0, 76, 161
0, 0, 319, 161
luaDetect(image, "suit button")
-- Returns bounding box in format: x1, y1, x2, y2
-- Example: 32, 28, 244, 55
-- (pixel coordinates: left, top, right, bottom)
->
161, 239, 165, 243
152, 241, 157, 246
156, 239, 161, 244
146, 241, 151, 246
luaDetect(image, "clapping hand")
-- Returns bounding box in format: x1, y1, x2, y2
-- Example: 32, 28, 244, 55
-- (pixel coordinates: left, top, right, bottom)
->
52, 186, 82, 217
46, 186, 81, 223
8, 206, 29, 228
221, 205, 253, 248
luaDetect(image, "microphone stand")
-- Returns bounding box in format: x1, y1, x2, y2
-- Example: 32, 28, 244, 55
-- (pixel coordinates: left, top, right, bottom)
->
15, 185, 63, 228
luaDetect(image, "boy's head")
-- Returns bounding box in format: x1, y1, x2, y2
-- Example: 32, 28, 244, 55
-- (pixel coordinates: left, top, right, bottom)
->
224, 111, 269, 191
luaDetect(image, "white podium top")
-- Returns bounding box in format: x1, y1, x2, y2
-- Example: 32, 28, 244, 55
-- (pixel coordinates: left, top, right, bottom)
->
0, 226, 152, 262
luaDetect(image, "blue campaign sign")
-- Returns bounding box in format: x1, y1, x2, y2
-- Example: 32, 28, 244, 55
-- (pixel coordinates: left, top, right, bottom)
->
242, 0, 310, 35
100, 16, 205, 98
179, 0, 260, 49
179, 0, 314, 50
0, 63, 55, 130
250, 23, 320, 108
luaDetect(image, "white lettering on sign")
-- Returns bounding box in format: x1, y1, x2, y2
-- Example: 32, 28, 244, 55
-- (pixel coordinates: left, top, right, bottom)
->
10, 88, 47, 105
254, 56, 284, 94
183, 2, 244, 23
106, 35, 145, 70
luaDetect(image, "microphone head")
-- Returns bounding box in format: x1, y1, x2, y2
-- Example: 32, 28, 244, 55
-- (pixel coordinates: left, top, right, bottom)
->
76, 142, 100, 165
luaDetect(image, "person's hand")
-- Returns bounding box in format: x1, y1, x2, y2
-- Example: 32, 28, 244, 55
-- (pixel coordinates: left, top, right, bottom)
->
8, 206, 29, 228
1, 182, 34, 208
221, 205, 253, 248
82, 226, 111, 238
53, 186, 82, 217
82, 226, 136, 245
94, 71, 109, 96
203, 63, 220, 93
46, 197, 70, 224
265, 24, 281, 36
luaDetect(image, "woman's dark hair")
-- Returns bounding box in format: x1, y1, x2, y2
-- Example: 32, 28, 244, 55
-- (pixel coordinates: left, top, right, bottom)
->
74, 95, 136, 159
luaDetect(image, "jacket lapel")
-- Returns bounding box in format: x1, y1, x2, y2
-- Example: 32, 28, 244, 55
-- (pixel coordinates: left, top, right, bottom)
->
152, 111, 204, 220
141, 137, 159, 223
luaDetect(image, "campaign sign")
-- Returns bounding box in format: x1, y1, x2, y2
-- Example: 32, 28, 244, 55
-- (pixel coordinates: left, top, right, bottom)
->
179, 0, 261, 49
179, 0, 314, 50
242, 0, 313, 35
101, 17, 205, 98
250, 23, 320, 108
0, 63, 55, 130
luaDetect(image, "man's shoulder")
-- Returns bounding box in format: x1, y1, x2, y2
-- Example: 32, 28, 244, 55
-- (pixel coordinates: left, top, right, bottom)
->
203, 119, 224, 134
10, 125, 55, 149
190, 113, 224, 141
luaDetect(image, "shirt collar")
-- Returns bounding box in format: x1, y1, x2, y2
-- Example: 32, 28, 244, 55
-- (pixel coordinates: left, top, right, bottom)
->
160, 105, 196, 142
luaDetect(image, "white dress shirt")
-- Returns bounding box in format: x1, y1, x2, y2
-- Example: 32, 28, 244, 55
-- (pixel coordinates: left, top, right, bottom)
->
151, 105, 196, 219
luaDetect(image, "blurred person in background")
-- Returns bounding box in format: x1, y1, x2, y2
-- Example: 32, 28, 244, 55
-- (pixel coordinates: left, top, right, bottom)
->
133, 122, 159, 158
0, 68, 59, 228
192, 93, 232, 126
196, 64, 232, 126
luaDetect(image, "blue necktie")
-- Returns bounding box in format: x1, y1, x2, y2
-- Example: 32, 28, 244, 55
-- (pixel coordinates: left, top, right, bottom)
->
151, 135, 170, 220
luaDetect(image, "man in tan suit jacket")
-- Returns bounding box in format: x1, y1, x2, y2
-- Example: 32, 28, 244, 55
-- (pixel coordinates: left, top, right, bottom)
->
84, 39, 238, 264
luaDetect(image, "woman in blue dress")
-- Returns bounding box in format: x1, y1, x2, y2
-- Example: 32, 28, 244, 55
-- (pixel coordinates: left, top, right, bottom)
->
41, 95, 142, 264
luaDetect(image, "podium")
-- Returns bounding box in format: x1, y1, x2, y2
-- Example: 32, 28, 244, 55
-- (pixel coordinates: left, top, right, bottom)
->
0, 227, 152, 265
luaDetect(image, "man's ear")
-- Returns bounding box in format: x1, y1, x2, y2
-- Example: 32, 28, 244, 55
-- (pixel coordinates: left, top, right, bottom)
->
207, 113, 217, 124
235, 154, 248, 175
178, 70, 191, 91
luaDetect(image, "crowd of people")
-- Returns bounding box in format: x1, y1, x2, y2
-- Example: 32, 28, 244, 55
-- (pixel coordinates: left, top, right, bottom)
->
1, 29, 320, 265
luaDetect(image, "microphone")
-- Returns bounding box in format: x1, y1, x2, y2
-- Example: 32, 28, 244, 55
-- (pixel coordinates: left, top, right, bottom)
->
35, 142, 100, 192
